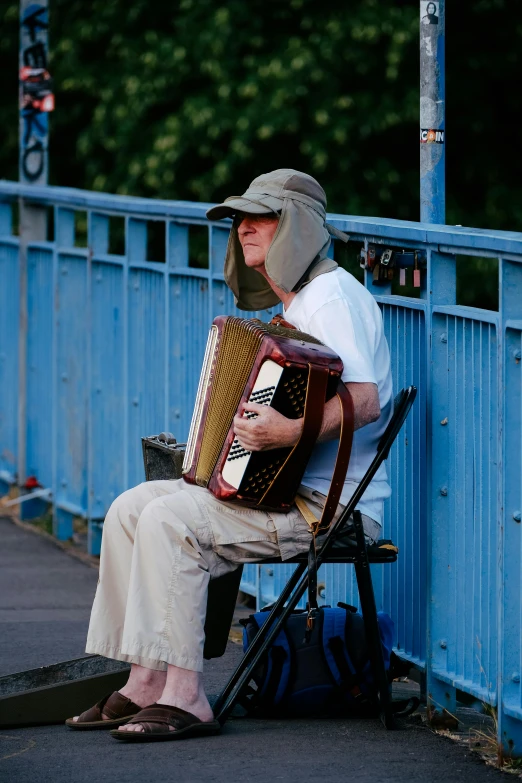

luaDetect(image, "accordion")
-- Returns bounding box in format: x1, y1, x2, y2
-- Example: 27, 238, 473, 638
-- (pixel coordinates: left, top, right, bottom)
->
182, 316, 353, 516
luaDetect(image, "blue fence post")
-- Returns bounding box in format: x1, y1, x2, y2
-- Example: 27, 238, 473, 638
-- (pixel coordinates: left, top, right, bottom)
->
18, 204, 47, 498
23, 215, 54, 519
0, 200, 19, 495
166, 221, 189, 436
426, 246, 457, 719
18, 0, 51, 499
86, 211, 96, 554
53, 206, 89, 540
126, 217, 167, 488
498, 257, 522, 756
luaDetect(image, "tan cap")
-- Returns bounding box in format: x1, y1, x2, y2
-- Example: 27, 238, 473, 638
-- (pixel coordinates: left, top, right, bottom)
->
206, 169, 327, 221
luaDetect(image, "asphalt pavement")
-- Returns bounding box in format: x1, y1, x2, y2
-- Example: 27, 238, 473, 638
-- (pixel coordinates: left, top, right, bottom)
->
0, 515, 504, 783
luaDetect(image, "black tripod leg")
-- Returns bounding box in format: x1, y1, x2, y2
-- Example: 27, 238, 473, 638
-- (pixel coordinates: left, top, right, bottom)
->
352, 510, 395, 729
212, 562, 307, 723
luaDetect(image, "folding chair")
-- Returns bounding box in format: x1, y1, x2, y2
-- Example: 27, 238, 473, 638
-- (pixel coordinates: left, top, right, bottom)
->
212, 385, 418, 729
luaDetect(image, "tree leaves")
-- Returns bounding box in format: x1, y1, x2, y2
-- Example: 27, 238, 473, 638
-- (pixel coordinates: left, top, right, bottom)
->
1, 0, 521, 308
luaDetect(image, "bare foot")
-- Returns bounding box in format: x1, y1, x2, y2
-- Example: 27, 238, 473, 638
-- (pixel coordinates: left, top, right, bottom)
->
71, 664, 166, 723
118, 695, 214, 733
118, 664, 213, 733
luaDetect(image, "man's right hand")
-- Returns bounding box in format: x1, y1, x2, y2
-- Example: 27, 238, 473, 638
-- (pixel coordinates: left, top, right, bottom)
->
233, 403, 303, 452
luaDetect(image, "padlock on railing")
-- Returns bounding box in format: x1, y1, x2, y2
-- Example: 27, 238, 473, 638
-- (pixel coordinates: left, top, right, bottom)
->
360, 244, 427, 288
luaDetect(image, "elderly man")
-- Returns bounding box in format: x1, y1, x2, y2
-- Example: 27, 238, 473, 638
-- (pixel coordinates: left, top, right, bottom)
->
67, 169, 392, 741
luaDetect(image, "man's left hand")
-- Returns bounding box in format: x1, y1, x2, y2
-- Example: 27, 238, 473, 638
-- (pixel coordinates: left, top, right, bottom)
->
233, 403, 303, 452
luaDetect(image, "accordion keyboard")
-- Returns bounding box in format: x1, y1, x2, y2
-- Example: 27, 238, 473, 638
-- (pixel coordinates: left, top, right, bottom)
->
222, 360, 283, 489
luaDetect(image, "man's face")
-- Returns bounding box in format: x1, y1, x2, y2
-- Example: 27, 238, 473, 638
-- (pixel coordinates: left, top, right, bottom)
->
237, 213, 279, 269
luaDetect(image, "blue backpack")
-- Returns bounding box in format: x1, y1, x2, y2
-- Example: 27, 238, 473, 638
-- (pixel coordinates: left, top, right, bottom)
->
240, 604, 395, 717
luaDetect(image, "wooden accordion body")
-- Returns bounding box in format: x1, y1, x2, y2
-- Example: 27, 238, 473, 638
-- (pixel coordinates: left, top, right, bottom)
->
182, 316, 344, 512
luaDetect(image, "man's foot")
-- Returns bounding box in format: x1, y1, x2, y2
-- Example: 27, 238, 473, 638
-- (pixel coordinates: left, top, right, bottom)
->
69, 665, 166, 724
65, 691, 141, 729
110, 704, 220, 741
117, 672, 214, 733
117, 694, 214, 733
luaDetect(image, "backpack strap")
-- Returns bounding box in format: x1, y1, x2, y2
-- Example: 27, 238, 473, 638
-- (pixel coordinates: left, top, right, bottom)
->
323, 610, 357, 684
259, 646, 288, 707
322, 607, 350, 685
327, 637, 369, 703
322, 608, 374, 705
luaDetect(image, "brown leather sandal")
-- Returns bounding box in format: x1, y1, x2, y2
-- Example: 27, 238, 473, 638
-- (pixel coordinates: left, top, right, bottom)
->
109, 703, 221, 742
65, 691, 141, 730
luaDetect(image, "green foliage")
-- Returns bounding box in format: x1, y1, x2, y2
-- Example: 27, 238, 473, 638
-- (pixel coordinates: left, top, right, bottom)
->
0, 0, 420, 214
456, 256, 499, 312
1, 0, 521, 309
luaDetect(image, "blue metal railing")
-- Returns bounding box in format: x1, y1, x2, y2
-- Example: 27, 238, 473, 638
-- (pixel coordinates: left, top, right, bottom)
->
0, 180, 521, 753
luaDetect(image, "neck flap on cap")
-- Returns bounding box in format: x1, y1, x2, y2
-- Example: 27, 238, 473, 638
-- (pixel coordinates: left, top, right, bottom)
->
222, 169, 348, 311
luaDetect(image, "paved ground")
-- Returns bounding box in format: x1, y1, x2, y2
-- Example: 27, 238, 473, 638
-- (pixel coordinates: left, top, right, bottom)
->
0, 516, 505, 783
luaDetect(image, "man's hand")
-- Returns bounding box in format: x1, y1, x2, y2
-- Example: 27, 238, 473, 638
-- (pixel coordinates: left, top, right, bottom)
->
233, 403, 303, 452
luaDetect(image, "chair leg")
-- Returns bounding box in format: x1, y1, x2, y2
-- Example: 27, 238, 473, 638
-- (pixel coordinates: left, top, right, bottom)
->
352, 510, 395, 729
212, 562, 307, 724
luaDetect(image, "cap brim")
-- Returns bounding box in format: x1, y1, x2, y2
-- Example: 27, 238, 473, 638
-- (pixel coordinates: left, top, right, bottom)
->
206, 195, 282, 221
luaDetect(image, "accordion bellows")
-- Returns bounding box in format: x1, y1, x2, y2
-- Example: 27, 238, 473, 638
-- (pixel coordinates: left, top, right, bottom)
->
182, 316, 344, 512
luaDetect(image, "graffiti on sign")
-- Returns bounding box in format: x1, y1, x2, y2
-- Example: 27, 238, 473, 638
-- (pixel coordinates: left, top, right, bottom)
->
20, 4, 54, 183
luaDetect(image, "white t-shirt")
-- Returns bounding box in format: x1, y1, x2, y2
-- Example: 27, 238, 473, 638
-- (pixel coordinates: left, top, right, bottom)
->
284, 267, 393, 525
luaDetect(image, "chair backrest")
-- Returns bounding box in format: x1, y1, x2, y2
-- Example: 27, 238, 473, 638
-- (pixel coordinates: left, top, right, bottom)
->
377, 386, 418, 460
342, 386, 417, 519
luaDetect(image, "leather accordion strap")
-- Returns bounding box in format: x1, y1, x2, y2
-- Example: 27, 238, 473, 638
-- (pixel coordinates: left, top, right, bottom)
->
312, 380, 355, 535
305, 380, 354, 639
259, 364, 329, 509
269, 314, 297, 330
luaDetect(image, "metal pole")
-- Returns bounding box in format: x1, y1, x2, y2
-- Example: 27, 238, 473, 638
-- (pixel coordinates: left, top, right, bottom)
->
18, 0, 51, 488
20, 0, 51, 186
420, 0, 445, 224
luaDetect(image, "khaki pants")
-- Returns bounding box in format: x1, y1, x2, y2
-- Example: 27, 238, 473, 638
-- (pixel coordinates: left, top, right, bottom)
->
86, 479, 380, 673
